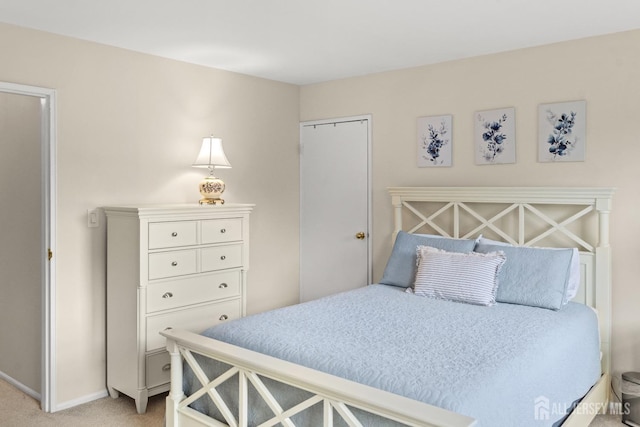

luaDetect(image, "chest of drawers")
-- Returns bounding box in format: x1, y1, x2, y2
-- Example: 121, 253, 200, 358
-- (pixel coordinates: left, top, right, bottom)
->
104, 204, 253, 413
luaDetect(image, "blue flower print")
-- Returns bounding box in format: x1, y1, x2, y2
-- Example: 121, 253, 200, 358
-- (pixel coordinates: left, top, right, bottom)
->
422, 121, 449, 165
479, 113, 508, 162
546, 110, 577, 158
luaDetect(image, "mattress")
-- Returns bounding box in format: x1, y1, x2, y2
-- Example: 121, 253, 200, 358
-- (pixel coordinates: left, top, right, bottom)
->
186, 284, 601, 426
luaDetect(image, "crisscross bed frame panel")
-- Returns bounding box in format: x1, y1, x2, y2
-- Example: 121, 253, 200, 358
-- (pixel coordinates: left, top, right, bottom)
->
389, 186, 614, 375
162, 329, 476, 427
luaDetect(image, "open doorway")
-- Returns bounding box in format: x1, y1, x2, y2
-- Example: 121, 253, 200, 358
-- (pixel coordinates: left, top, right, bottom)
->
0, 82, 56, 412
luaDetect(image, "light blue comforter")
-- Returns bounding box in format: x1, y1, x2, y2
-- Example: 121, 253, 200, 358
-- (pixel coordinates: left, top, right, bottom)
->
188, 284, 601, 426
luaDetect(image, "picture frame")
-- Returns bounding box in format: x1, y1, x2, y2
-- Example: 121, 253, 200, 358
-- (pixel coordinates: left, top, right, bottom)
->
417, 115, 452, 167
538, 100, 586, 162
474, 107, 516, 165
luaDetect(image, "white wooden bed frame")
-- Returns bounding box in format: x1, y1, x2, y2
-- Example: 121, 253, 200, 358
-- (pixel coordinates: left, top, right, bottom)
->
162, 186, 615, 427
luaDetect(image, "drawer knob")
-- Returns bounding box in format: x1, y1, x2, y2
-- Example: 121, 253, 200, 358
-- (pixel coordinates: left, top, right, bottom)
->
162, 292, 173, 299
219, 314, 229, 321
171, 261, 178, 266
171, 232, 178, 237
219, 283, 228, 289
220, 228, 226, 234
162, 363, 171, 372
220, 255, 226, 261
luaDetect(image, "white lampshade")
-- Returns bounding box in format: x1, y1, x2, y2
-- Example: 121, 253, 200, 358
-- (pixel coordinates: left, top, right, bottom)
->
193, 137, 231, 169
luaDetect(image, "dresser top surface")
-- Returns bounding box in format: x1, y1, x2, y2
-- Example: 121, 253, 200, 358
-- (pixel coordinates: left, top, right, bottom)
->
103, 203, 254, 217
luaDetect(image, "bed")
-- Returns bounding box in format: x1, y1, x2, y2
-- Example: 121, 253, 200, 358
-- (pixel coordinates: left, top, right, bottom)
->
161, 186, 615, 427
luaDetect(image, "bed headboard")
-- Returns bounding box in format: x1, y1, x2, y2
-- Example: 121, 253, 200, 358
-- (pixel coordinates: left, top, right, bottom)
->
389, 186, 615, 375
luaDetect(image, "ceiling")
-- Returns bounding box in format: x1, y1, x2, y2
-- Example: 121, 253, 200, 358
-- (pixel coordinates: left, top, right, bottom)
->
1, 0, 640, 85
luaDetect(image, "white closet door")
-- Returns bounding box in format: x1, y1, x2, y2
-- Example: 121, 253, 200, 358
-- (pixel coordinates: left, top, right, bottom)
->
300, 117, 370, 302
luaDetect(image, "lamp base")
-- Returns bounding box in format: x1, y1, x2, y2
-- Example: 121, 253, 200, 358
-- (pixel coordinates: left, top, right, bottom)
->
199, 175, 226, 205
199, 197, 225, 205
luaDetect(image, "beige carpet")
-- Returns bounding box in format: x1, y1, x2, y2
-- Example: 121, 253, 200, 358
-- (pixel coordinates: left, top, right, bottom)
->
0, 378, 625, 426
0, 379, 165, 426
589, 414, 624, 426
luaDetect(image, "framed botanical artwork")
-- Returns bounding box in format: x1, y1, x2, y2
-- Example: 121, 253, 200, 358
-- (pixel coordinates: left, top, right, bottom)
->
538, 100, 586, 162
474, 107, 516, 165
417, 115, 452, 167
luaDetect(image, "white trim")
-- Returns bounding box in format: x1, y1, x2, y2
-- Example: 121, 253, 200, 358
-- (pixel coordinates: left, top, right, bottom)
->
0, 81, 57, 412
55, 389, 109, 412
0, 370, 41, 401
388, 186, 615, 205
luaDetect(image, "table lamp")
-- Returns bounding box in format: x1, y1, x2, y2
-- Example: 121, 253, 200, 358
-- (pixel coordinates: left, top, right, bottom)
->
192, 136, 231, 205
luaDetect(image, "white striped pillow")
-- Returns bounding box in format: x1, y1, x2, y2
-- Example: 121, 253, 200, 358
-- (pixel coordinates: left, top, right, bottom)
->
412, 246, 506, 306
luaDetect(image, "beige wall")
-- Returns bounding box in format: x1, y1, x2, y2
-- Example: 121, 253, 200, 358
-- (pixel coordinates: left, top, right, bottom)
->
300, 29, 640, 381
0, 22, 300, 406
0, 92, 42, 394
2, 18, 639, 408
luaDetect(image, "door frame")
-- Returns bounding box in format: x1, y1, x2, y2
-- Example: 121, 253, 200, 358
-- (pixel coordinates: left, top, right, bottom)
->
0, 81, 57, 412
299, 114, 373, 289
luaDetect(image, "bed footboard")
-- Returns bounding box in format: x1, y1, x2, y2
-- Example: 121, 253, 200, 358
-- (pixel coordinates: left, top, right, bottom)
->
161, 328, 477, 427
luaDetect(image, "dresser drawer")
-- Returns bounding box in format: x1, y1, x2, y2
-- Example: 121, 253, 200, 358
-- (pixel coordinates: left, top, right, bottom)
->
149, 221, 197, 249
146, 351, 171, 389
146, 300, 240, 351
149, 250, 197, 280
202, 219, 242, 244
201, 244, 242, 272
147, 271, 241, 313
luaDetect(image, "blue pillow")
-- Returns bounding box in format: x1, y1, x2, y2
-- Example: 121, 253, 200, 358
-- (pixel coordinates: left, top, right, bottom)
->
380, 231, 477, 288
474, 243, 573, 310
477, 237, 580, 305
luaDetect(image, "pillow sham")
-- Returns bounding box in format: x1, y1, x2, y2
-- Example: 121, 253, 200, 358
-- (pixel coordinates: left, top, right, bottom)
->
411, 246, 505, 306
380, 231, 477, 288
474, 242, 574, 310
477, 236, 580, 304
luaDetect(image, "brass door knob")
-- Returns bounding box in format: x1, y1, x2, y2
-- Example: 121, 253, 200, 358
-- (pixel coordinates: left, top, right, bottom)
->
355, 232, 366, 240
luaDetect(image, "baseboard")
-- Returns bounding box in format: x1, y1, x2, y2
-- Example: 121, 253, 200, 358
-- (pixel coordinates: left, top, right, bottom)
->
0, 370, 41, 401
55, 389, 109, 412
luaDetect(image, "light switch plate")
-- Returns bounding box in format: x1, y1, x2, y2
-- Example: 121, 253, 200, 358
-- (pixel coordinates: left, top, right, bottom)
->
87, 209, 99, 228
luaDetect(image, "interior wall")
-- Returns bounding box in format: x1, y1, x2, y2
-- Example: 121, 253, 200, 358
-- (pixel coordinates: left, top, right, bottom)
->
0, 22, 300, 406
300, 29, 640, 383
0, 91, 42, 394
